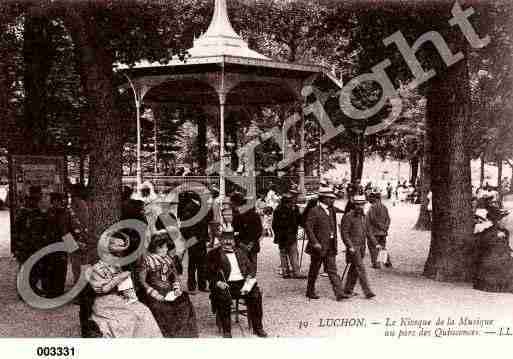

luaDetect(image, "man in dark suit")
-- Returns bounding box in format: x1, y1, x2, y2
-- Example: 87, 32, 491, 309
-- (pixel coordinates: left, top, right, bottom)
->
207, 231, 268, 338
341, 195, 380, 299
14, 186, 49, 297
44, 193, 71, 298
231, 192, 262, 271
179, 191, 209, 294
272, 189, 306, 279
304, 187, 349, 301
366, 192, 391, 268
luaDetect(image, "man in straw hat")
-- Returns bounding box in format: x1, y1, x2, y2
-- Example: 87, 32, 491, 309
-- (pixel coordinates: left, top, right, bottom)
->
304, 187, 349, 301
272, 188, 307, 279
340, 195, 380, 299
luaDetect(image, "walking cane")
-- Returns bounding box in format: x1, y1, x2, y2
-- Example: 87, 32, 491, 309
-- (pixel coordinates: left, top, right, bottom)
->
218, 269, 247, 336
299, 230, 306, 271
340, 262, 349, 283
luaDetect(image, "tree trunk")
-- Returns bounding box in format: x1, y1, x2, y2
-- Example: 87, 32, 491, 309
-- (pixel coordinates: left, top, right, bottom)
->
415, 134, 431, 230
510, 162, 513, 194
63, 7, 122, 263
423, 38, 474, 282
350, 147, 357, 183
349, 133, 365, 184
79, 153, 86, 185
22, 12, 55, 149
356, 133, 365, 181
480, 154, 485, 188
409, 156, 419, 186
497, 157, 503, 207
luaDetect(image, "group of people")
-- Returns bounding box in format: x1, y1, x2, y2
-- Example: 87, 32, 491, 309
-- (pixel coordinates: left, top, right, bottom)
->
303, 187, 391, 300
89, 185, 268, 338
260, 182, 393, 301
17, 175, 513, 339
13, 184, 90, 299
13, 182, 268, 338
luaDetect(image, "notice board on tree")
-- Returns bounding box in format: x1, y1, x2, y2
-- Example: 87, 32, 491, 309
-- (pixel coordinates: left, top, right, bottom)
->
8, 155, 66, 253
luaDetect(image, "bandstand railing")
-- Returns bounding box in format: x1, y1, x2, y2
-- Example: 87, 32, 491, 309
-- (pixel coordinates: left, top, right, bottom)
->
122, 175, 320, 196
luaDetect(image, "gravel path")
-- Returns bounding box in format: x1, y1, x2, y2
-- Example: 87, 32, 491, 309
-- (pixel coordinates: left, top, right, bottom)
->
1, 200, 513, 338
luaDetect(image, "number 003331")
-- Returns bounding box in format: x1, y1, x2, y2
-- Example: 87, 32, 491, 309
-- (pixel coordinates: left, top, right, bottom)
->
36, 347, 76, 357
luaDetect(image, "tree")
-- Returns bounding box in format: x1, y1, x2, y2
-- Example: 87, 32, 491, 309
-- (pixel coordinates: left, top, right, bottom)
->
17, 0, 192, 258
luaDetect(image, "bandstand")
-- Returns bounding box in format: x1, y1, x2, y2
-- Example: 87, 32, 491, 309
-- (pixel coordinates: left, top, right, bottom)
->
118, 0, 341, 203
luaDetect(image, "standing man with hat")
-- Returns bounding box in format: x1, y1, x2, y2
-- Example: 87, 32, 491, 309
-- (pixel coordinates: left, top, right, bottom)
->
304, 187, 349, 301
13, 186, 49, 297
231, 192, 262, 271
272, 188, 307, 279
207, 185, 222, 249
178, 191, 209, 294
340, 195, 380, 299
367, 191, 391, 269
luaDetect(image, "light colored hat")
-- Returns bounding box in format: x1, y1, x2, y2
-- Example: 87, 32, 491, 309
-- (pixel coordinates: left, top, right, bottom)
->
352, 195, 367, 204
107, 232, 130, 253
318, 187, 336, 199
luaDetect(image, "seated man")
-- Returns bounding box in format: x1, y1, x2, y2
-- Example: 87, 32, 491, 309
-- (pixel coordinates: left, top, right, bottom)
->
207, 231, 268, 338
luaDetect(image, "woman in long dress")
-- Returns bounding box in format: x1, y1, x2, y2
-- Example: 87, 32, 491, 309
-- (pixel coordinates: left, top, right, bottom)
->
88, 234, 162, 338
138, 231, 199, 337
473, 206, 513, 292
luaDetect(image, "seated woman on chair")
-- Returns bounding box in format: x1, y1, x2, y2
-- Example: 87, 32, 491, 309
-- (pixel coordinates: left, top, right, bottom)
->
138, 231, 199, 338
88, 233, 162, 338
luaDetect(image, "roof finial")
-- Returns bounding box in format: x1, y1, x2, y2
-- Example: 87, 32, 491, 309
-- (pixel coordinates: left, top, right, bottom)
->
203, 0, 240, 39
189, 0, 269, 60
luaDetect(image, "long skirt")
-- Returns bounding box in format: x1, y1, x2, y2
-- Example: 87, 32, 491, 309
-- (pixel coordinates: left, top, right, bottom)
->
91, 294, 163, 338
145, 293, 199, 338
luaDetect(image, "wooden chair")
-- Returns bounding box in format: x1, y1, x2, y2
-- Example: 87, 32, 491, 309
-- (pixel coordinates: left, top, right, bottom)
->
213, 297, 251, 334
234, 298, 251, 329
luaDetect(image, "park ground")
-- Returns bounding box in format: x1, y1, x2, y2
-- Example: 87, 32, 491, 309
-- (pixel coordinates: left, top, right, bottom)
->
1, 199, 513, 338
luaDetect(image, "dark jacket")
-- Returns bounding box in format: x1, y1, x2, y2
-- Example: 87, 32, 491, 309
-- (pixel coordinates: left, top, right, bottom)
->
304, 205, 338, 257
340, 210, 378, 249
46, 206, 72, 246
13, 206, 48, 262
473, 225, 513, 292
366, 202, 391, 236
233, 207, 262, 254
272, 203, 302, 247
207, 247, 256, 284
179, 199, 209, 247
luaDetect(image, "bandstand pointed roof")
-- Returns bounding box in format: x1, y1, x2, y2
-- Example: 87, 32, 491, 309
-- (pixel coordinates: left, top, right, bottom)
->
117, 0, 341, 106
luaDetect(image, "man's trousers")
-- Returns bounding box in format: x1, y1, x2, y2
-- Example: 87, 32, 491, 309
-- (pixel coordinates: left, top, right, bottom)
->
187, 243, 208, 291
344, 246, 373, 296
306, 254, 344, 297
210, 280, 264, 334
